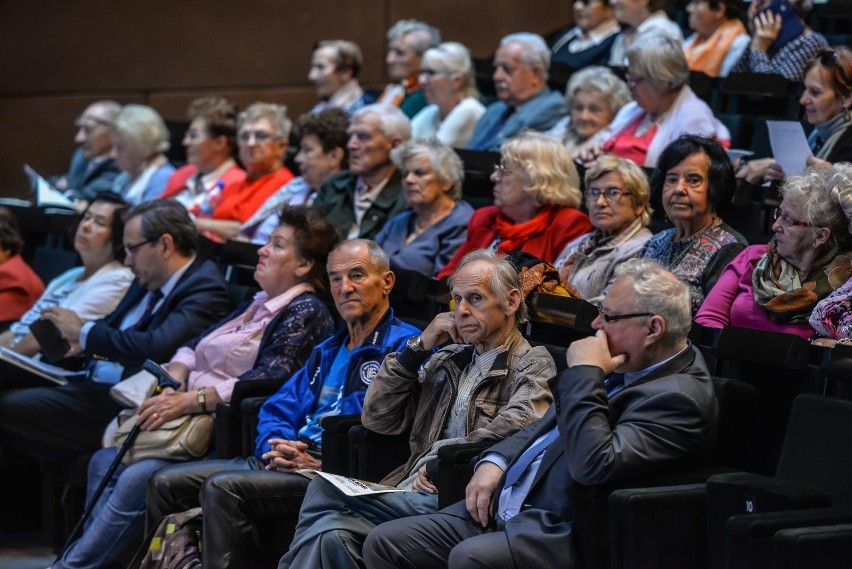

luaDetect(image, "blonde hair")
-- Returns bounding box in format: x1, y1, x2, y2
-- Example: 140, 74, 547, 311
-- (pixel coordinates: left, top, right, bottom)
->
500, 132, 582, 208
584, 155, 653, 226
112, 104, 170, 156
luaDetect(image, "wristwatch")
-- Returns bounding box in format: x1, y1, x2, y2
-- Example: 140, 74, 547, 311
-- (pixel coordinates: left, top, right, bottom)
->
406, 335, 426, 352
197, 388, 208, 413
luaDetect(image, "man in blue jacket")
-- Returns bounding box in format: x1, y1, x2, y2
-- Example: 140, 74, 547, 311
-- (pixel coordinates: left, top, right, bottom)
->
147, 238, 420, 569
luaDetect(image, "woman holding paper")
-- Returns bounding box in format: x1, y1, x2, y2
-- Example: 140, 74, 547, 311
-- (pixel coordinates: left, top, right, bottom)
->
696, 164, 852, 338
736, 47, 852, 185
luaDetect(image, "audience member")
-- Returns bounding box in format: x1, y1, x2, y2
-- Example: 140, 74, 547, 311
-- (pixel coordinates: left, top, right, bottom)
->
52, 100, 122, 203
0, 199, 230, 461
439, 132, 591, 278
737, 47, 852, 187
639, 135, 747, 312
52, 207, 339, 569
684, 0, 749, 77
580, 34, 729, 168
698, 165, 852, 338
110, 104, 175, 204
555, 155, 652, 300
467, 33, 567, 151
378, 20, 441, 118
608, 0, 683, 66
313, 104, 410, 240
241, 109, 350, 244
0, 193, 132, 357
0, 217, 44, 324
147, 240, 420, 569
309, 40, 373, 115
363, 258, 718, 569
732, 0, 828, 81
194, 102, 295, 241
159, 97, 246, 212
546, 66, 631, 155
410, 42, 485, 148
280, 250, 555, 569
375, 139, 474, 276
550, 0, 621, 72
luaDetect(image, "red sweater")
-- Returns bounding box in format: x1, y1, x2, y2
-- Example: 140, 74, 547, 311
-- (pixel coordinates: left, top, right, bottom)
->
0, 255, 45, 322
212, 167, 294, 223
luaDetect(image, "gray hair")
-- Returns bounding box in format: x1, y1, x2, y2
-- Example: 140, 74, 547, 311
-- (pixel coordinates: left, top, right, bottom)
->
386, 19, 441, 55
781, 165, 852, 251
448, 249, 530, 325
87, 100, 122, 123
500, 33, 551, 81
238, 102, 293, 140
330, 238, 390, 273
565, 66, 632, 116
390, 139, 464, 200
613, 259, 691, 346
423, 42, 479, 98
584, 154, 653, 226
626, 34, 690, 92
352, 104, 412, 142
112, 104, 170, 156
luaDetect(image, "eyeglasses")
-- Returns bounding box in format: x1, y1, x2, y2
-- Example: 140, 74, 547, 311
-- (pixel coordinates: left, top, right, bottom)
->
419, 68, 448, 77
238, 130, 278, 143
124, 236, 159, 256
74, 116, 112, 133
493, 162, 512, 177
585, 187, 627, 202
772, 208, 812, 228
596, 303, 654, 323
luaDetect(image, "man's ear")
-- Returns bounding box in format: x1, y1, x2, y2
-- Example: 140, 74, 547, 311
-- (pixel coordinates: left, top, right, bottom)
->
646, 315, 667, 345
159, 233, 176, 257
504, 288, 522, 317
813, 227, 831, 249
383, 270, 396, 296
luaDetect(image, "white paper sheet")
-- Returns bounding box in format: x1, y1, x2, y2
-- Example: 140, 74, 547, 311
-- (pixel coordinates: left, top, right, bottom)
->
766, 121, 812, 176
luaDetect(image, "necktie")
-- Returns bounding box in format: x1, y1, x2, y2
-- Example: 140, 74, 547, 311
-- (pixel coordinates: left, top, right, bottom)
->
502, 428, 560, 488
128, 289, 163, 332
604, 373, 625, 398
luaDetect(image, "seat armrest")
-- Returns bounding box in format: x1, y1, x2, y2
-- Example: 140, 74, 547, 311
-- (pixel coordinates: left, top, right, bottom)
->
319, 414, 362, 476
435, 441, 497, 509
773, 521, 852, 569
239, 396, 270, 457
349, 424, 411, 483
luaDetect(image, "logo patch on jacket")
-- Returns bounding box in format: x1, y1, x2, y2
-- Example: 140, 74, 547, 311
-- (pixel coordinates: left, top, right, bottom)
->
360, 361, 380, 385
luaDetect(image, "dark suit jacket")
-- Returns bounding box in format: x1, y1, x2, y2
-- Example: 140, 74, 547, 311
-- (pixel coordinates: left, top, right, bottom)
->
312, 169, 406, 240
444, 345, 718, 567
60, 147, 121, 202
85, 258, 230, 373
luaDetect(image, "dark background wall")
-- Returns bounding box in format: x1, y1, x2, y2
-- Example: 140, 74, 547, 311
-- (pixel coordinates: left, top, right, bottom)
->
0, 0, 572, 198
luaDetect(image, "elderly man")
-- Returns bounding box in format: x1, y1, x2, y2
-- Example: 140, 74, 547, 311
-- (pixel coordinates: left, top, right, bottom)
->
0, 199, 230, 461
309, 40, 373, 115
313, 104, 410, 240
364, 258, 719, 569
377, 19, 441, 118
467, 33, 568, 152
52, 100, 122, 202
279, 249, 555, 569
146, 239, 420, 569
608, 0, 683, 66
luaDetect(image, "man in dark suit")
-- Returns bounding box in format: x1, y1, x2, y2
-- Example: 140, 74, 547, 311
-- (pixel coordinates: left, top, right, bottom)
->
363, 258, 719, 569
0, 199, 230, 460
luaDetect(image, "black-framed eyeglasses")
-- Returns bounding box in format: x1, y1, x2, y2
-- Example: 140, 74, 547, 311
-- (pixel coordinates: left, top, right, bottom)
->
124, 236, 159, 256
772, 208, 812, 228
596, 303, 654, 323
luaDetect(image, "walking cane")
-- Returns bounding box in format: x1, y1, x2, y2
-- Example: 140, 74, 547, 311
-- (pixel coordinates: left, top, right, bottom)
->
55, 359, 181, 563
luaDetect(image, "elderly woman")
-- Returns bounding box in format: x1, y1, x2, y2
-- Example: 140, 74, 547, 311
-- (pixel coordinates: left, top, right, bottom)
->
684, 0, 749, 77
0, 193, 132, 357
110, 104, 175, 204
738, 47, 852, 187
546, 66, 631, 155
698, 165, 852, 338
437, 132, 591, 279
194, 102, 295, 241
51, 206, 339, 569
159, 97, 246, 210
0, 217, 43, 325
410, 42, 486, 148
579, 34, 729, 168
554, 155, 653, 300
639, 135, 748, 312
732, 0, 828, 81
550, 0, 621, 71
375, 139, 474, 276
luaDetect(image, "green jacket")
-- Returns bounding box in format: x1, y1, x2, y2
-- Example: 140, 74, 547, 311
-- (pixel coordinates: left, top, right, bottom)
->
313, 169, 407, 240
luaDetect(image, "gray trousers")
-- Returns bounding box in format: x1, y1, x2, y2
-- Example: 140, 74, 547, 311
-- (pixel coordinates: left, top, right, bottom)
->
280, 476, 440, 569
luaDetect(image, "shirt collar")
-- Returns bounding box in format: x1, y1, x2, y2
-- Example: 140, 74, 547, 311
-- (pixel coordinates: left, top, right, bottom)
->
624, 344, 689, 387
158, 255, 196, 299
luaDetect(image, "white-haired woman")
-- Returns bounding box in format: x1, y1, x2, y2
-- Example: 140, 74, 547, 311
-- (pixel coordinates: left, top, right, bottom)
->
410, 42, 486, 148
578, 34, 729, 168
375, 139, 474, 276
547, 66, 631, 155
110, 104, 175, 204
438, 132, 591, 278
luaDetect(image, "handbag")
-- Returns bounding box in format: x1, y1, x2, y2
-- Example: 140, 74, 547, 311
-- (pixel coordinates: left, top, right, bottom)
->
113, 413, 214, 465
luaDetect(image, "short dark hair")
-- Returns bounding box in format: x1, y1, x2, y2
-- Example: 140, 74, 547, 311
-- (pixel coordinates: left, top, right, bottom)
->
0, 217, 23, 256
124, 199, 197, 257
294, 109, 350, 168
188, 96, 239, 158
85, 192, 129, 262
650, 134, 734, 210
277, 206, 341, 299
704, 0, 743, 20
315, 40, 363, 79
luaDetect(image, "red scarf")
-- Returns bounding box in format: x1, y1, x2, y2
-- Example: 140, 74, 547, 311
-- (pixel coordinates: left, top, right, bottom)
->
494, 206, 553, 253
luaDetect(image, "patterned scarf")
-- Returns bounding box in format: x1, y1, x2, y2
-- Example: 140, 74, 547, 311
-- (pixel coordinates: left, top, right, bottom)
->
752, 239, 852, 322
493, 206, 554, 254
